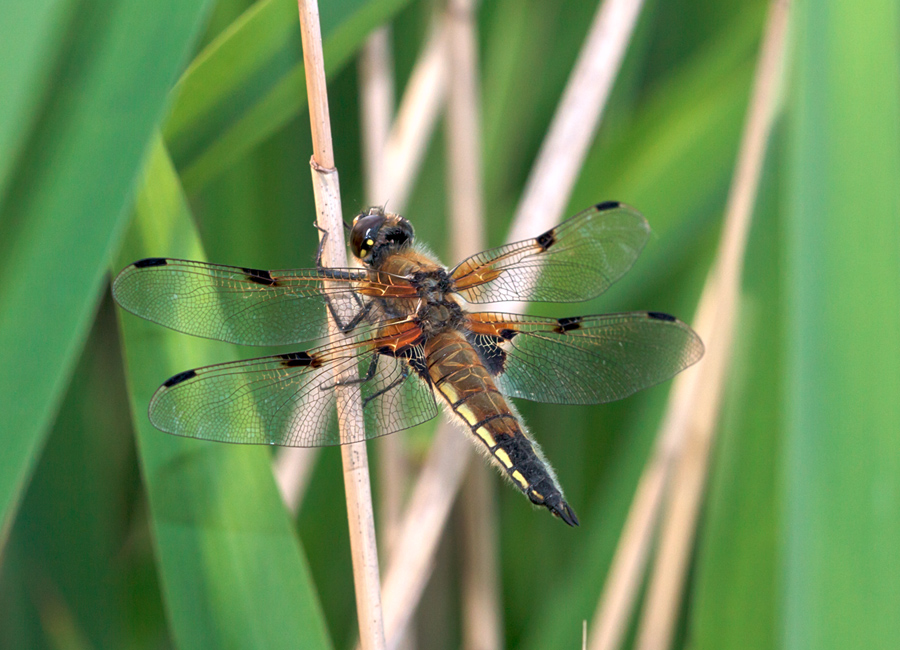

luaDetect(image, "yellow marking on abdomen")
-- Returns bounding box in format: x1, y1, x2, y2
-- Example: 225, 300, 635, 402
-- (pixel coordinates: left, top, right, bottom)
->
512, 470, 529, 489
472, 426, 496, 448
456, 404, 479, 426
494, 448, 512, 468
440, 384, 460, 404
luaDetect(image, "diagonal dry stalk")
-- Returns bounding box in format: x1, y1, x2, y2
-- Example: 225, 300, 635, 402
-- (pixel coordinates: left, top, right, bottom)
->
296, 1, 386, 648
375, 0, 648, 646
589, 2, 791, 649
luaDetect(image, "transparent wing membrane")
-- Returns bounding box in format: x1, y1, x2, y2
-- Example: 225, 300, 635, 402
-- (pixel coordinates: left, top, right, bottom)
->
112, 258, 412, 346
149, 332, 438, 447
465, 311, 704, 405
450, 203, 650, 304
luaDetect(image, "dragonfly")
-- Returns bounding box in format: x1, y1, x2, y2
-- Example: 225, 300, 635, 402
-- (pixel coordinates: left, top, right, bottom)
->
112, 202, 703, 526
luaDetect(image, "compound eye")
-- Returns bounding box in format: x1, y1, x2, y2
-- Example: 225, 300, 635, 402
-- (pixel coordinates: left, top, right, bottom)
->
350, 212, 386, 259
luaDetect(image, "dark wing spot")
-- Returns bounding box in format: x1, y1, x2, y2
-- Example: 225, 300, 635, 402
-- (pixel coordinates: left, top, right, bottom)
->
647, 311, 676, 322
242, 267, 277, 286
468, 333, 507, 376
280, 351, 320, 367
134, 257, 168, 268
396, 345, 429, 378
498, 328, 518, 341
536, 229, 556, 251
163, 369, 196, 387
555, 316, 583, 333
595, 200, 621, 211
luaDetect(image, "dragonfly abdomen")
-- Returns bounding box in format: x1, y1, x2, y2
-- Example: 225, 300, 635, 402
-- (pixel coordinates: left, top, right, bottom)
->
424, 331, 579, 526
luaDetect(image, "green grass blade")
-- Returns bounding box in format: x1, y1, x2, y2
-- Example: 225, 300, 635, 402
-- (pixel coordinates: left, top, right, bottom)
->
164, 0, 413, 193
783, 1, 900, 647
0, 0, 71, 204
0, 0, 212, 546
114, 137, 332, 650
689, 134, 784, 650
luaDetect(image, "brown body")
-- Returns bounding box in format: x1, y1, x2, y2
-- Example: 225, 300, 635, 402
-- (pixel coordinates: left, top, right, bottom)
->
376, 246, 577, 525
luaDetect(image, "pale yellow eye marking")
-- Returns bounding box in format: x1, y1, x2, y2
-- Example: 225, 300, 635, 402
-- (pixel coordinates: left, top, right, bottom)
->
457, 405, 479, 426
366, 238, 374, 246
494, 448, 512, 468
512, 470, 528, 489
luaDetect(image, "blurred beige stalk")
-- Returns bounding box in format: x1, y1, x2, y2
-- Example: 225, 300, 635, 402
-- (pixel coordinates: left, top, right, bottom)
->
588, 2, 790, 649
297, 1, 386, 648
443, 0, 503, 648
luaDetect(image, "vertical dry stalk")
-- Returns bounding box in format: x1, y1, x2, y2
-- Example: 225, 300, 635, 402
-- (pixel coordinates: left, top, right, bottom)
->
275, 23, 450, 515
360, 28, 396, 205
588, 2, 790, 649
296, 2, 386, 649
444, 0, 503, 648
372, 0, 645, 643
633, 3, 789, 648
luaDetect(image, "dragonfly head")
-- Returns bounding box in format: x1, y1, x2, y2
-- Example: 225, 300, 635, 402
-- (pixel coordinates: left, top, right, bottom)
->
350, 207, 415, 265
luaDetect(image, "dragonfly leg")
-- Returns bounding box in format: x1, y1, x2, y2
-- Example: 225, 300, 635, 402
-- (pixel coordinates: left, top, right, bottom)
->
362, 363, 410, 408
325, 352, 380, 390
323, 297, 373, 334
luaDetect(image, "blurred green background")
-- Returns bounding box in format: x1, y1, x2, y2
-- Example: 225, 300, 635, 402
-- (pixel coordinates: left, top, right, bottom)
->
1, 0, 898, 648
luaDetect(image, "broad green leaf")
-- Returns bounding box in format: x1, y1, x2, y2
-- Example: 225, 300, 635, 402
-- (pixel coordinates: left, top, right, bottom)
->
164, 0, 413, 192
0, 0, 212, 547
1, 299, 140, 649
0, 0, 71, 204
783, 1, 900, 647
114, 137, 332, 650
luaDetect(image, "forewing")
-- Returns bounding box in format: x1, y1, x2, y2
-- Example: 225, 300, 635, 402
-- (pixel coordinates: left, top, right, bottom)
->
464, 311, 704, 404
450, 202, 650, 303
148, 321, 438, 446
112, 258, 416, 346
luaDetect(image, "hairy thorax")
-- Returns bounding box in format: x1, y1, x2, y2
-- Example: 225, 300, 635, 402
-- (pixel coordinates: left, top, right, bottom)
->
374, 247, 465, 339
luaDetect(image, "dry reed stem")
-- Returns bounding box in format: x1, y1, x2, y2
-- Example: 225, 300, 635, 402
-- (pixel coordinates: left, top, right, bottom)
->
444, 0, 502, 648
373, 0, 645, 643
297, 2, 386, 648
633, 3, 789, 648
274, 24, 449, 515
508, 0, 646, 244
586, 2, 790, 649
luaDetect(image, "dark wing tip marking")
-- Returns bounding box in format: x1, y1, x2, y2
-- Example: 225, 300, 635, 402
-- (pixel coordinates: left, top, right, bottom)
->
163, 369, 197, 387
279, 351, 320, 368
536, 229, 556, 251
594, 200, 622, 211
133, 257, 168, 268
647, 311, 677, 322
555, 316, 583, 333
498, 328, 518, 341
242, 267, 277, 286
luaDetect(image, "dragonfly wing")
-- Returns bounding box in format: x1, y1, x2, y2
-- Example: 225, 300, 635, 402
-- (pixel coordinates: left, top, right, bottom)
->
449, 202, 650, 304
464, 311, 704, 404
148, 320, 438, 446
112, 258, 416, 346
